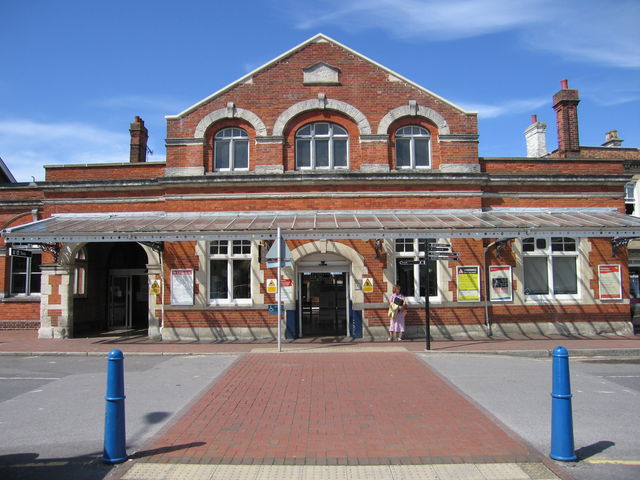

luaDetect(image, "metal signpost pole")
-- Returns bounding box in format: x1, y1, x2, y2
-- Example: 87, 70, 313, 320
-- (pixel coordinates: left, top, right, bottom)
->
277, 227, 282, 353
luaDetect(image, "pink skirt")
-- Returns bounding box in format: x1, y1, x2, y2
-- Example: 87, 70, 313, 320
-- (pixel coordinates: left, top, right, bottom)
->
389, 310, 406, 332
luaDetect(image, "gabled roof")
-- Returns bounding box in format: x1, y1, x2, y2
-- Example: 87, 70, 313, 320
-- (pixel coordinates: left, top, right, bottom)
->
166, 33, 474, 119
0, 156, 16, 183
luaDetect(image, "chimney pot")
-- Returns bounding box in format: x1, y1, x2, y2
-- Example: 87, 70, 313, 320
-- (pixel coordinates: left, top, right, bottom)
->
561, 79, 569, 89
531, 114, 538, 124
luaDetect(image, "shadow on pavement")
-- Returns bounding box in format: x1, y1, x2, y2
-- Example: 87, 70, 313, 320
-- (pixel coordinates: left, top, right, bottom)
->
575, 440, 615, 461
0, 442, 206, 480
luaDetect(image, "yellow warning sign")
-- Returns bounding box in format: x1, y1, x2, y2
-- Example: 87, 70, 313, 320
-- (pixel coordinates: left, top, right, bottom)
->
266, 279, 278, 294
362, 278, 373, 293
150, 280, 161, 294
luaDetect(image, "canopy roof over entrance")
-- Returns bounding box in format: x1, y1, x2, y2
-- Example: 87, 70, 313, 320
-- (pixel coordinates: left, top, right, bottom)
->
5, 209, 640, 243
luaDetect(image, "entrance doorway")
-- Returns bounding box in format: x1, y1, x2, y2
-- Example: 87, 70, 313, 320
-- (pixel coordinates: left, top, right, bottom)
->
299, 272, 348, 336
108, 270, 148, 330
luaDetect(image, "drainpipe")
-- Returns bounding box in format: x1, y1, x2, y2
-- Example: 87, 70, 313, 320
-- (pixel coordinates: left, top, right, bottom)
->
483, 239, 501, 337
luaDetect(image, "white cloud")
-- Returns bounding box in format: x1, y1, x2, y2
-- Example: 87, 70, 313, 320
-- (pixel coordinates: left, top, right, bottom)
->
0, 119, 129, 182
454, 97, 548, 119
292, 0, 552, 39
287, 0, 640, 68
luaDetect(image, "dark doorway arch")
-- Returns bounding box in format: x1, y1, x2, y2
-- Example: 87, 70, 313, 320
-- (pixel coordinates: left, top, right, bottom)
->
73, 242, 149, 335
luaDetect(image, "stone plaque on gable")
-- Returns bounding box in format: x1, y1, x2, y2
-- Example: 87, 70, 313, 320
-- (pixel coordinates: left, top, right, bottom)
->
303, 62, 340, 85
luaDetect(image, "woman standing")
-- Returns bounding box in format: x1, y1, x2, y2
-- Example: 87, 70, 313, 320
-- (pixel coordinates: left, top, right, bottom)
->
388, 284, 406, 341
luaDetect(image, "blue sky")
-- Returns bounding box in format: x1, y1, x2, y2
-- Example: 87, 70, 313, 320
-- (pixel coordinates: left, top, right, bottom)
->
1, 0, 638, 181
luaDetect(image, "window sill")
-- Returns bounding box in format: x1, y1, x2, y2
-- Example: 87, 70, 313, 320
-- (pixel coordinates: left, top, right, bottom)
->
2, 295, 41, 303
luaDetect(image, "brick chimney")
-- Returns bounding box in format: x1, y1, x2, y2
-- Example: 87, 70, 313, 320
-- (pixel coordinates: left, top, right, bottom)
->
552, 79, 580, 157
524, 114, 547, 157
129, 116, 148, 163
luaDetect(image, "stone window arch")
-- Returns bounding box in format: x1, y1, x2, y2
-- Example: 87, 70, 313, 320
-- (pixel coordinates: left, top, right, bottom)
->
273, 97, 371, 137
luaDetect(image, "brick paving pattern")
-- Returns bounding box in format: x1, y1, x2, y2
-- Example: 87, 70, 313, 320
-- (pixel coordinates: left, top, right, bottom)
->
135, 352, 537, 465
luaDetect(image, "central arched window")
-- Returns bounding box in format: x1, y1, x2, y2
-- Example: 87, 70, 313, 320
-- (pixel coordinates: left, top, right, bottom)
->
214, 127, 249, 171
395, 125, 430, 169
295, 122, 348, 169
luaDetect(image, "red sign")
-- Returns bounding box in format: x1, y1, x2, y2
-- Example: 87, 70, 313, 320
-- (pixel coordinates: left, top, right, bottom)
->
280, 278, 292, 287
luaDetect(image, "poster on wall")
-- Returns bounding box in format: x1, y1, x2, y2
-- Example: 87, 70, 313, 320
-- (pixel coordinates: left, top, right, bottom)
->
598, 264, 622, 300
457, 266, 481, 302
171, 269, 194, 305
489, 265, 513, 302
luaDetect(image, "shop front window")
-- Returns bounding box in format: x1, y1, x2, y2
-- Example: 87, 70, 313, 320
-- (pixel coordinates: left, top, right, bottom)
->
209, 240, 251, 302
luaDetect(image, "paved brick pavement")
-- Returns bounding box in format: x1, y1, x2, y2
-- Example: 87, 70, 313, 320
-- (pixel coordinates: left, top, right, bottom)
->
0, 329, 638, 356
132, 352, 537, 465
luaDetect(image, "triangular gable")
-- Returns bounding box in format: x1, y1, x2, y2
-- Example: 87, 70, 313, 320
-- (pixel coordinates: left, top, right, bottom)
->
167, 33, 473, 119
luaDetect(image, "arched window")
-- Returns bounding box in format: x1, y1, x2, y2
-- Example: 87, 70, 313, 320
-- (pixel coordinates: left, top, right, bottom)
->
214, 127, 249, 171
395, 125, 430, 169
295, 122, 348, 169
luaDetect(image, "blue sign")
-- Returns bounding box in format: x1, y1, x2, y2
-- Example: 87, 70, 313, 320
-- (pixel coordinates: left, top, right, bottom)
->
268, 304, 278, 314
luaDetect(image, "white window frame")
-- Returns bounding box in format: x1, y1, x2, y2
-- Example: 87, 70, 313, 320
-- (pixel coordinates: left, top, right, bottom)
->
394, 238, 440, 302
213, 127, 249, 172
295, 122, 349, 170
208, 240, 252, 305
522, 237, 580, 301
395, 125, 431, 169
9, 249, 42, 297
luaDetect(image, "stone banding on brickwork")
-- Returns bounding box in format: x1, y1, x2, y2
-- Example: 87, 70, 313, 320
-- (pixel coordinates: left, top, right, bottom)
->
377, 103, 450, 135
272, 98, 372, 137
194, 105, 268, 138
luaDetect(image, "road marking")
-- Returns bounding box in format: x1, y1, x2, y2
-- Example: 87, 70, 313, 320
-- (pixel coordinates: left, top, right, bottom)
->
586, 459, 640, 465
0, 377, 61, 380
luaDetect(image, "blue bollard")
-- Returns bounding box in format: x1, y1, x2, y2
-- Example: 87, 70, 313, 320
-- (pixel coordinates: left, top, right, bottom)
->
550, 346, 577, 461
102, 349, 128, 463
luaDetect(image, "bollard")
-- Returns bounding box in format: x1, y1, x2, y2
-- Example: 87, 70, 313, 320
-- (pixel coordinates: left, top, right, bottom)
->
550, 346, 577, 461
102, 349, 128, 463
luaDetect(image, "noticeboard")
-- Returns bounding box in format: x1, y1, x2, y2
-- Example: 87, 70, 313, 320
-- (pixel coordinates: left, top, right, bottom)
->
489, 265, 512, 302
598, 264, 622, 300
457, 266, 481, 302
171, 269, 194, 305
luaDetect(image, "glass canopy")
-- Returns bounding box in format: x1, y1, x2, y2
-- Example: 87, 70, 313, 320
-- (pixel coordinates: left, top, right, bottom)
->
5, 209, 640, 243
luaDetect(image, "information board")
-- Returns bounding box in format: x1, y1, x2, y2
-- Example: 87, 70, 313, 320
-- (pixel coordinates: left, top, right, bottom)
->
171, 269, 194, 305
598, 264, 622, 300
457, 266, 481, 302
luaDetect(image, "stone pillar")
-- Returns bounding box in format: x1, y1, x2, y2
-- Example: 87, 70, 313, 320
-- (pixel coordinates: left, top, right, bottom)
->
38, 264, 73, 339
146, 263, 162, 340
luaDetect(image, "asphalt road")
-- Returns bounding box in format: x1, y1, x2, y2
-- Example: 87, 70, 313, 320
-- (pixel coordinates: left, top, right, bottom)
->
0, 353, 238, 480
421, 353, 640, 480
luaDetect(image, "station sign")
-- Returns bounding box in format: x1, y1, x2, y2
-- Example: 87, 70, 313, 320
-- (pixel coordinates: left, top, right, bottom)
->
9, 247, 32, 257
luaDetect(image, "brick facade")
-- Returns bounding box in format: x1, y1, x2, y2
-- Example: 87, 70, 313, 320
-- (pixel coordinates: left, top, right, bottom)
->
1, 35, 638, 338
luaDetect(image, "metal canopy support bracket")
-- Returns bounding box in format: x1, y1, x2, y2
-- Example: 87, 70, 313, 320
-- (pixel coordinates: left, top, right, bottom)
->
611, 237, 638, 257
38, 243, 61, 263
140, 241, 164, 253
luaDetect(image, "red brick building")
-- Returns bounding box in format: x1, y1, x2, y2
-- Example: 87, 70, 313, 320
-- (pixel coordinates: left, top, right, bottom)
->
2, 34, 640, 340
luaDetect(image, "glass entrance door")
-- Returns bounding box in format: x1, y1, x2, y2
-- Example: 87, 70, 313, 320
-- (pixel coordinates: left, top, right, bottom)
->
108, 275, 132, 329
108, 273, 149, 330
300, 272, 347, 336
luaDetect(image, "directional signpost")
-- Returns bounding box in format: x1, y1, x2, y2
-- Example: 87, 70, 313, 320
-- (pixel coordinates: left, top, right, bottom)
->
424, 243, 458, 351
266, 228, 293, 352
